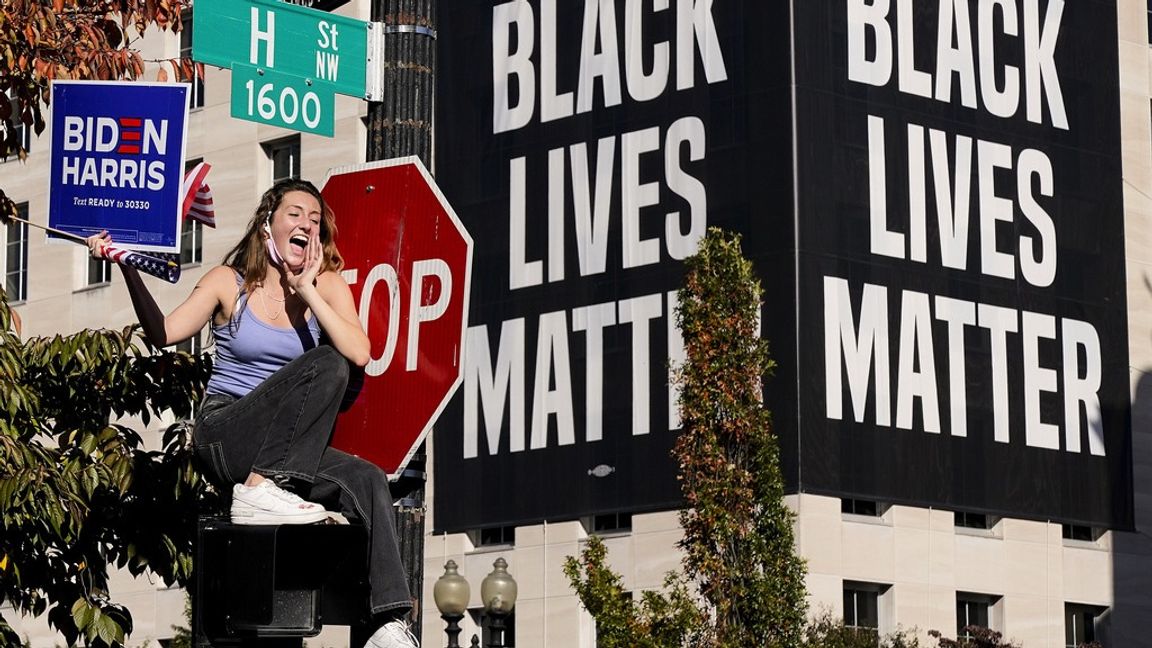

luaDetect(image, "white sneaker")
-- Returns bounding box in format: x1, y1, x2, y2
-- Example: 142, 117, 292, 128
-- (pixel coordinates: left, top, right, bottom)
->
230, 480, 329, 525
364, 619, 419, 648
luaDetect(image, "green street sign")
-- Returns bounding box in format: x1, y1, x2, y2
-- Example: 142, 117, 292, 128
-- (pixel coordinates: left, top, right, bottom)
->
230, 63, 335, 136
194, 0, 368, 99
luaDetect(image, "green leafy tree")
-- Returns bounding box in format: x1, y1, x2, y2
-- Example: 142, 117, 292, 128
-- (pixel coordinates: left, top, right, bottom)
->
804, 611, 922, 648
927, 627, 1020, 648
673, 227, 808, 646
563, 536, 706, 648
0, 293, 217, 647
566, 228, 808, 647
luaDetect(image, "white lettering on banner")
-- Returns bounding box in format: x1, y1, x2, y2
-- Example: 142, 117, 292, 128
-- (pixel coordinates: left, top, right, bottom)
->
1062, 319, 1105, 456
578, 0, 623, 114
978, 0, 1020, 118
867, 115, 1056, 287
824, 277, 891, 426
508, 116, 708, 289
978, 303, 1016, 444
934, 296, 976, 438
531, 310, 575, 449
463, 291, 685, 458
572, 301, 618, 442
625, 0, 670, 102
464, 318, 527, 457
846, 0, 1067, 129
823, 277, 1105, 456
491, 0, 728, 133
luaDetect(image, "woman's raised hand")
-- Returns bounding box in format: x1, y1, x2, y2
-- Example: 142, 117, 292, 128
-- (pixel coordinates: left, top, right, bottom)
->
86, 230, 112, 259
287, 231, 322, 292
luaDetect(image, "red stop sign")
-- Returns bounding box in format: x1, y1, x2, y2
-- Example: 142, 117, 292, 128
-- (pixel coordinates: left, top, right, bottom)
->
321, 158, 473, 479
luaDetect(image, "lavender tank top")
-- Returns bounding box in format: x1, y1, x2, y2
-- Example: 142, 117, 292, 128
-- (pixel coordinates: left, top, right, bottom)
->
205, 274, 320, 398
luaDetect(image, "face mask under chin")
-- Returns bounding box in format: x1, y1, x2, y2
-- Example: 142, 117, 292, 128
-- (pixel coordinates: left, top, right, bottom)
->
265, 237, 303, 271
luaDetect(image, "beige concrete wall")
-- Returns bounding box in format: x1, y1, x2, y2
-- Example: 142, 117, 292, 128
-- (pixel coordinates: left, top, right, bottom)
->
1112, 0, 1152, 646
421, 494, 1117, 648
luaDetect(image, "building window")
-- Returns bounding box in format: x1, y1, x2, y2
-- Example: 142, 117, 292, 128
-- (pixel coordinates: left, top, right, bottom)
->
843, 581, 887, 631
1063, 524, 1102, 543
1065, 603, 1106, 648
175, 332, 203, 356
470, 525, 515, 547
2, 91, 32, 158
842, 498, 885, 517
955, 511, 997, 530
181, 219, 203, 266
181, 157, 205, 265
584, 512, 632, 534
265, 136, 301, 183
87, 256, 111, 286
180, 13, 204, 109
5, 204, 29, 302
956, 592, 998, 638
468, 608, 515, 648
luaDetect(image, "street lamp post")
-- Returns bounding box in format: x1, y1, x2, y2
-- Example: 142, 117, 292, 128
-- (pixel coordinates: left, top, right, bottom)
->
480, 558, 517, 648
432, 560, 470, 648
433, 558, 518, 648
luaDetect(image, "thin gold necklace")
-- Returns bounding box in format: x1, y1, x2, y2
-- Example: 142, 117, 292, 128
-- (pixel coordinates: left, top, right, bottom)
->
258, 286, 284, 320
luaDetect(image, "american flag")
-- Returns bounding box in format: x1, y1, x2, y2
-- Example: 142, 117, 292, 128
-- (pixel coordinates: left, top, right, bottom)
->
105, 244, 182, 284
182, 161, 215, 228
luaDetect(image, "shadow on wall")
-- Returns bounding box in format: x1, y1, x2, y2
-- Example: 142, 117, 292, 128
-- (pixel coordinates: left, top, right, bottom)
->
1110, 275, 1152, 647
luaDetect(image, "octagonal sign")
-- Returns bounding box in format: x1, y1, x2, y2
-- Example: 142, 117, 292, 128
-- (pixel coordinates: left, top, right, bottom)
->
322, 157, 473, 479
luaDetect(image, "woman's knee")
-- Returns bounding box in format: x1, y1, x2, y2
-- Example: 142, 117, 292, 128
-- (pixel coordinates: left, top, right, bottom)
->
306, 345, 350, 386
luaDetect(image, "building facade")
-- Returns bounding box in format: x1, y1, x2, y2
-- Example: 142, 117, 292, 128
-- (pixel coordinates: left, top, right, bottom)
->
4, 1, 1152, 647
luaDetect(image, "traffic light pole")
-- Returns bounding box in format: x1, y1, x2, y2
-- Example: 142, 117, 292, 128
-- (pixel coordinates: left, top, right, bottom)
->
365, 0, 435, 642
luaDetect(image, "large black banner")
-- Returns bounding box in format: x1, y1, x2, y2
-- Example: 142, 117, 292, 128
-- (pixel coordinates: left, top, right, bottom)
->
794, 0, 1131, 528
434, 0, 1131, 532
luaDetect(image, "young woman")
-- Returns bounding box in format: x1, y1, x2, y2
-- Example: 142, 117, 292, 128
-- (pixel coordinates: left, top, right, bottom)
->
88, 178, 418, 648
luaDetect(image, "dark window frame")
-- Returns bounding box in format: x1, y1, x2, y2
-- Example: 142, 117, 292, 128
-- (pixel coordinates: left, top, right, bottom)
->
1065, 603, 1106, 648
87, 256, 112, 286
954, 511, 998, 530
179, 12, 205, 109
264, 136, 302, 184
956, 592, 998, 638
469, 525, 515, 548
843, 581, 888, 631
584, 512, 633, 534
842, 498, 886, 517
5, 204, 29, 302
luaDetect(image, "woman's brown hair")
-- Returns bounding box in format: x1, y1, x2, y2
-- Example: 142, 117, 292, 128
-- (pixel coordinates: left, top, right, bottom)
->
221, 178, 344, 300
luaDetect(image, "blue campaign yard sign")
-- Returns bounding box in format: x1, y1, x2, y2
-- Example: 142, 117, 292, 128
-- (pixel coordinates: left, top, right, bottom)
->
48, 81, 189, 253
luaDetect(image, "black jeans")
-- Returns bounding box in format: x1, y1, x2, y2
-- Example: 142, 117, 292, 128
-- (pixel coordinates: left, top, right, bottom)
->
193, 345, 412, 615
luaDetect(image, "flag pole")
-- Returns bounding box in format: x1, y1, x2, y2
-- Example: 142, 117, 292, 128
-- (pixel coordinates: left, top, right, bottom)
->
0, 211, 89, 244
0, 211, 178, 270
